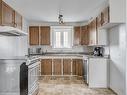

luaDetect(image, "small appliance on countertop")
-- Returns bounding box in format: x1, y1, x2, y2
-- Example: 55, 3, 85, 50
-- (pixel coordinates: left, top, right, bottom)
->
93, 47, 104, 57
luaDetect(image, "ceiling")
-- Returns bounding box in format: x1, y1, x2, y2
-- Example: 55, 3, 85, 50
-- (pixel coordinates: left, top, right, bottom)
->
4, 0, 107, 23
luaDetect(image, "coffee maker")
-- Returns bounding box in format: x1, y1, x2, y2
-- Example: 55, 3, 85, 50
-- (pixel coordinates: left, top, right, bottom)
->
93, 47, 104, 56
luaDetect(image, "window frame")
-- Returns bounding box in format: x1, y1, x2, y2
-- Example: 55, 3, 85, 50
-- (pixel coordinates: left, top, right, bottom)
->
51, 26, 73, 50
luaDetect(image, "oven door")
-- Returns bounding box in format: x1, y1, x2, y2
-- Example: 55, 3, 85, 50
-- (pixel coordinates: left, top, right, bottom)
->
28, 61, 40, 95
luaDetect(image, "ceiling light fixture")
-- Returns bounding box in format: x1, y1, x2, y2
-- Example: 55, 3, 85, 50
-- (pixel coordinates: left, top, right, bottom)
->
58, 0, 64, 24
58, 14, 64, 24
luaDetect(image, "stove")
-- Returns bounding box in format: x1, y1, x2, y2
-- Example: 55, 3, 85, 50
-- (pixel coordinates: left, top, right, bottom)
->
26, 56, 41, 95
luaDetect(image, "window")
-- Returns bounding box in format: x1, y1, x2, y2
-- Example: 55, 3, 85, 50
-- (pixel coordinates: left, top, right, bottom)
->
51, 26, 73, 49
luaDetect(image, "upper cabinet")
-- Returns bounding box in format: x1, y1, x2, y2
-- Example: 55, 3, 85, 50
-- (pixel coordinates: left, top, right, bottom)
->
100, 0, 125, 29
89, 19, 97, 45
101, 7, 109, 26
81, 26, 89, 45
0, 1, 14, 26
74, 26, 89, 46
88, 17, 108, 46
14, 11, 22, 30
108, 0, 125, 23
29, 26, 39, 45
0, 0, 22, 29
74, 26, 81, 46
29, 26, 51, 46
96, 15, 108, 46
40, 26, 50, 45
96, 13, 102, 28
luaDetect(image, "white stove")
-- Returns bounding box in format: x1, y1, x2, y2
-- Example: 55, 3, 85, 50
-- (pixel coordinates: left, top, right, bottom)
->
26, 56, 41, 95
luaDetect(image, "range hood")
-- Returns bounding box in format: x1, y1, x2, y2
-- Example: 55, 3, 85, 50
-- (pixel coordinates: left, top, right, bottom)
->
0, 26, 28, 36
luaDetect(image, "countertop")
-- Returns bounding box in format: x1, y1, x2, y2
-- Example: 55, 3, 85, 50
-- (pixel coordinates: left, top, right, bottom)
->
0, 53, 109, 60
0, 56, 28, 60
29, 53, 109, 59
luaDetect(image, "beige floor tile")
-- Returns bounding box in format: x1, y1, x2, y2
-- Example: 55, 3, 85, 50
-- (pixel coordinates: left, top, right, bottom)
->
38, 76, 116, 95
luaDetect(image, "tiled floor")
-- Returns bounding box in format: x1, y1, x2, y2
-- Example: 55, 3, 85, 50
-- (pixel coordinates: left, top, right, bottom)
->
38, 76, 116, 95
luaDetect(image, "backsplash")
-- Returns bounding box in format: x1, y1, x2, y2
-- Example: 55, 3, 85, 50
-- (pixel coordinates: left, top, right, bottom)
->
0, 36, 28, 57
29, 45, 94, 54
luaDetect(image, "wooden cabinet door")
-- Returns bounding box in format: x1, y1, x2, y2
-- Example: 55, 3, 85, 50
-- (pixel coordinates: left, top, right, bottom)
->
14, 11, 22, 29
78, 60, 83, 76
88, 22, 94, 45
72, 59, 78, 75
89, 19, 97, 45
40, 26, 50, 45
74, 26, 81, 45
81, 25, 89, 45
96, 13, 102, 29
92, 19, 97, 45
72, 60, 76, 75
53, 59, 61, 75
72, 59, 83, 76
102, 7, 109, 26
1, 1, 14, 26
29, 26, 39, 45
63, 59, 71, 75
41, 59, 52, 75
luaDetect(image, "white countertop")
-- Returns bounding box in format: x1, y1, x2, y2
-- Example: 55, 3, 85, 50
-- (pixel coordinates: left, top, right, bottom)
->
0, 56, 28, 60
31, 54, 109, 59
0, 54, 109, 60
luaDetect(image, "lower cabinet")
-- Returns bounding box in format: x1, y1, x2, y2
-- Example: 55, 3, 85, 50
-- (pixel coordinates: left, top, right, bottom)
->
41, 59, 52, 75
41, 58, 83, 77
63, 59, 71, 75
72, 59, 83, 76
88, 58, 108, 88
53, 59, 62, 75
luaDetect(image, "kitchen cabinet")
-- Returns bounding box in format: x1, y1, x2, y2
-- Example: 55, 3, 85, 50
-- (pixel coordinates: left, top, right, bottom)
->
74, 26, 89, 46
101, 7, 109, 26
96, 15, 108, 46
53, 59, 62, 75
40, 58, 84, 77
88, 19, 97, 45
0, 0, 23, 29
14, 11, 22, 29
72, 59, 83, 76
88, 18, 108, 46
88, 58, 109, 88
96, 13, 102, 28
0, 1, 14, 26
29, 26, 39, 45
78, 60, 83, 76
101, 0, 125, 29
29, 26, 50, 46
41, 59, 52, 75
81, 25, 89, 45
63, 59, 71, 75
40, 26, 50, 45
74, 26, 81, 46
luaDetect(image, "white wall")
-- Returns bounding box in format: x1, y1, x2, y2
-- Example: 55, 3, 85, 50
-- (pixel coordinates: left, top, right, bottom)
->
109, 24, 126, 95
0, 36, 27, 57
126, 0, 127, 94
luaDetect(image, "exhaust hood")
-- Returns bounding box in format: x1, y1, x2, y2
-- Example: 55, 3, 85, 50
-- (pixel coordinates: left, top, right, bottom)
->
0, 26, 28, 36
